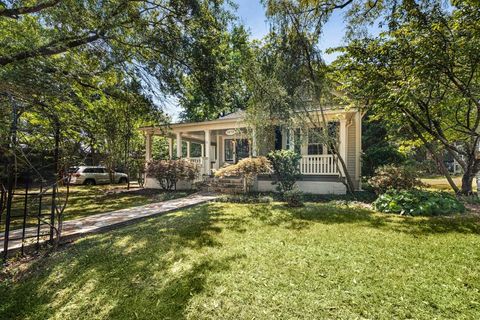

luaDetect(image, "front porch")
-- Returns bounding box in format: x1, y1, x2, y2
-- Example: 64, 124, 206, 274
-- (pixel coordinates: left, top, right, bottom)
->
143, 114, 253, 177
140, 110, 362, 193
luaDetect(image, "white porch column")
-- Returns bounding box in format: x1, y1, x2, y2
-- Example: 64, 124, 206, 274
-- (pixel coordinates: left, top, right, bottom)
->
215, 133, 221, 169
201, 143, 205, 157
186, 141, 191, 158
204, 129, 211, 174
252, 128, 258, 157
176, 132, 182, 158
288, 128, 295, 151
168, 138, 173, 159
145, 133, 153, 162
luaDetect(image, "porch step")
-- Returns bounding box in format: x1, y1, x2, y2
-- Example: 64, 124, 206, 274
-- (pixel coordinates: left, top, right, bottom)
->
201, 176, 245, 194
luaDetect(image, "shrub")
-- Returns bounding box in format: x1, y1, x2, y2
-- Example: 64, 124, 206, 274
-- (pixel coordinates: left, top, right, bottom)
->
215, 157, 272, 192
368, 164, 425, 194
146, 159, 200, 190
373, 189, 465, 216
283, 188, 304, 207
267, 150, 302, 193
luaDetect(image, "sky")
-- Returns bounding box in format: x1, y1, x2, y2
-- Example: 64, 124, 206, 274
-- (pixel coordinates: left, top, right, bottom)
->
164, 0, 350, 119
234, 0, 347, 63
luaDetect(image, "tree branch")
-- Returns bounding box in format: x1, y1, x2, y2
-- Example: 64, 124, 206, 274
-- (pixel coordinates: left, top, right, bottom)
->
0, 32, 103, 66
0, 0, 61, 18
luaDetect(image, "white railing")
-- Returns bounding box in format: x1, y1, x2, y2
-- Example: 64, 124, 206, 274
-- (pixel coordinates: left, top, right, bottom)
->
187, 157, 207, 176
300, 155, 339, 175
187, 157, 203, 166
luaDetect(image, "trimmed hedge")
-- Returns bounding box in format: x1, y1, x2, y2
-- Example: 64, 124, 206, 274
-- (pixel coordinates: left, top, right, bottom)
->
373, 189, 465, 216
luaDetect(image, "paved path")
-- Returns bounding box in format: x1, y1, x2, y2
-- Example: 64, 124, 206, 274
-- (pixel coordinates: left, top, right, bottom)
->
0, 193, 218, 255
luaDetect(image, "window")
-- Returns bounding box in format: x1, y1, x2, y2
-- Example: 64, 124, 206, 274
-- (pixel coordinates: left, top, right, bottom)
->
274, 126, 282, 150
224, 139, 249, 162
236, 139, 249, 159
224, 139, 234, 161
326, 122, 339, 154
307, 122, 339, 155
286, 129, 301, 154
307, 128, 323, 155
83, 168, 105, 173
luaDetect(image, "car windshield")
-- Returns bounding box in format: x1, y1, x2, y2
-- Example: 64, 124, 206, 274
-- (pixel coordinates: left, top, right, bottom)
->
68, 167, 79, 173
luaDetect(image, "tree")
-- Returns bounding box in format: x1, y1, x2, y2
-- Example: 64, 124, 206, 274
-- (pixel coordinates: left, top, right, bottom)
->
1, 0, 239, 187
334, 1, 480, 195
246, 1, 356, 193
178, 25, 253, 121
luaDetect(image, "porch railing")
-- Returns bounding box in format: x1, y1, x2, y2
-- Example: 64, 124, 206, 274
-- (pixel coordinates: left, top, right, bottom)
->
187, 157, 203, 166
300, 155, 339, 175
187, 157, 207, 177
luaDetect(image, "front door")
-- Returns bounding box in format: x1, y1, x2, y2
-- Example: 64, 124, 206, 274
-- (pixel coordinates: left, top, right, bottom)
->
224, 138, 249, 163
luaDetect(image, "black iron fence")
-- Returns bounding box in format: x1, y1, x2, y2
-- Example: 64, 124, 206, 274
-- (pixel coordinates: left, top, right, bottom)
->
1, 176, 68, 262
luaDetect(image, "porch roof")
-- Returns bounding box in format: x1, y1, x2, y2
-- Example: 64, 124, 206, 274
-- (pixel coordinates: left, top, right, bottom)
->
139, 107, 359, 136
139, 110, 246, 135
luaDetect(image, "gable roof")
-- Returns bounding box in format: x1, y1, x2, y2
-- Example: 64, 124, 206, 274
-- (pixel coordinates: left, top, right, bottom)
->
218, 110, 245, 120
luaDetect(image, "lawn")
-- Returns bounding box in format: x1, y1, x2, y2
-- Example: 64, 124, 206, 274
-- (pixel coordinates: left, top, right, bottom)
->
2, 185, 192, 232
422, 175, 476, 192
1, 202, 479, 319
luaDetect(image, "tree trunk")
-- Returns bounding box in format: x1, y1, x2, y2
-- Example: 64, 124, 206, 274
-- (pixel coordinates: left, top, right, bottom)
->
406, 118, 461, 193
459, 156, 479, 196
461, 170, 475, 195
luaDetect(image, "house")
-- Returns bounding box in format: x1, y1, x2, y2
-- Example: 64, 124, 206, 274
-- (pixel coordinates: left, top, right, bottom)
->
140, 108, 362, 194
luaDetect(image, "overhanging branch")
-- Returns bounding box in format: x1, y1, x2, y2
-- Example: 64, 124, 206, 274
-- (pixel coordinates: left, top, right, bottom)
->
0, 0, 61, 18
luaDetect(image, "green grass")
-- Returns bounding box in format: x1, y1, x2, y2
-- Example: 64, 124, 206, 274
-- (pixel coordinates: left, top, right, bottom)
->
2, 202, 480, 319
3, 186, 192, 232
422, 175, 475, 192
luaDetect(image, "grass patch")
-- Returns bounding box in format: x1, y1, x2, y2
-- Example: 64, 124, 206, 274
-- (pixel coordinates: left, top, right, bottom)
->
422, 175, 474, 192
217, 190, 377, 204
1, 202, 480, 319
3, 186, 193, 232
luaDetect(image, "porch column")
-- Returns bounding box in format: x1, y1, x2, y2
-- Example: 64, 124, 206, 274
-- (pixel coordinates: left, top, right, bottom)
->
201, 144, 205, 157
215, 133, 221, 169
168, 138, 173, 159
252, 128, 257, 157
186, 141, 191, 158
288, 128, 295, 151
204, 129, 211, 174
145, 133, 153, 162
176, 132, 182, 158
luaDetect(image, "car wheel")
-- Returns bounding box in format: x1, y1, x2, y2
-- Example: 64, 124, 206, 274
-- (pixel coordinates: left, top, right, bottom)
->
119, 177, 128, 184
84, 179, 96, 186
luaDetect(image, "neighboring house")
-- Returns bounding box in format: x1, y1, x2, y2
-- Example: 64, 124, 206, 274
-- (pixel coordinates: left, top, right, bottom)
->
139, 109, 362, 194
453, 157, 464, 175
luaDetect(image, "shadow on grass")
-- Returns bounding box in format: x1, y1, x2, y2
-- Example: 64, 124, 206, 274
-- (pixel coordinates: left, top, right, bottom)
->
0, 204, 239, 320
247, 203, 480, 236
3, 201, 480, 319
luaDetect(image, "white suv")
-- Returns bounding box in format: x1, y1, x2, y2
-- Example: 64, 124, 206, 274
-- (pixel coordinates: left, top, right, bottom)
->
68, 166, 129, 185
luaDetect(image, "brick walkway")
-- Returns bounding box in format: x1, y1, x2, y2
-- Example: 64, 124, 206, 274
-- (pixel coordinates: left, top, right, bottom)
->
0, 192, 218, 255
